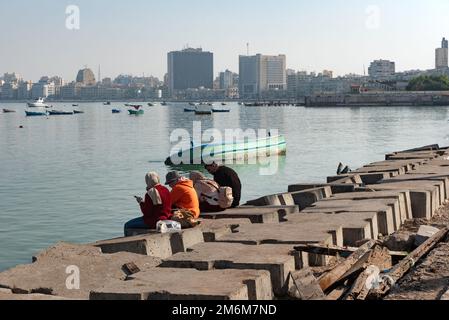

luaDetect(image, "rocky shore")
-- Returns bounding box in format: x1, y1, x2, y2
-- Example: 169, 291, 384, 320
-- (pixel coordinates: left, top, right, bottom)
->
1, 144, 449, 300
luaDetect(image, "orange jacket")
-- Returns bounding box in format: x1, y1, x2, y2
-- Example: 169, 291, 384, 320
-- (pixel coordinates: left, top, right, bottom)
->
170, 179, 200, 218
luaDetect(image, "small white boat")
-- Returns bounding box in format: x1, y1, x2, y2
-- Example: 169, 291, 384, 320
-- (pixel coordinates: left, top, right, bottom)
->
27, 98, 49, 108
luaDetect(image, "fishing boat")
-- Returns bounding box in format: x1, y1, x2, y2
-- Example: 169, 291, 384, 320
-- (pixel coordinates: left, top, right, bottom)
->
195, 110, 212, 115
148, 103, 154, 107
112, 109, 121, 114
25, 110, 47, 117
73, 110, 84, 114
27, 97, 49, 108
72, 104, 79, 107
49, 110, 74, 115
2, 109, 16, 113
221, 103, 227, 106
212, 108, 231, 113
128, 109, 144, 115
164, 134, 287, 165
184, 107, 196, 112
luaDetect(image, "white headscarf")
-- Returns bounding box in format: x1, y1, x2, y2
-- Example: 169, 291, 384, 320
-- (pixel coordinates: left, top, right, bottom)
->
145, 172, 162, 205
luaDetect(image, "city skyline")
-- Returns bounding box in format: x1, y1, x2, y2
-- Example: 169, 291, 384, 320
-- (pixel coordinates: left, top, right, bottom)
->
2, 0, 449, 81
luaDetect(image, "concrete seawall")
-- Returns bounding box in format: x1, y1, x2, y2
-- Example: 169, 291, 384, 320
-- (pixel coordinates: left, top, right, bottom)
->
1, 144, 449, 300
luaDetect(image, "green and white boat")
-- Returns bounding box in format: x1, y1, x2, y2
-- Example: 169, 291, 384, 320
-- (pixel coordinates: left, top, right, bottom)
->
165, 135, 286, 165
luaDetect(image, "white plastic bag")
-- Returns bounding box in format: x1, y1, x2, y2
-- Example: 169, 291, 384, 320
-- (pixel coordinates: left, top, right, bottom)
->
156, 220, 181, 234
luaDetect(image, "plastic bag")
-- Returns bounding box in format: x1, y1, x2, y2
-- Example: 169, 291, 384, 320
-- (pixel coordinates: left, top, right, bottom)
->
156, 220, 181, 234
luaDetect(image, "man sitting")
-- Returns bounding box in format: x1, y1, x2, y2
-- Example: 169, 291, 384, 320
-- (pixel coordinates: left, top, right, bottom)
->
165, 171, 200, 219
205, 163, 242, 208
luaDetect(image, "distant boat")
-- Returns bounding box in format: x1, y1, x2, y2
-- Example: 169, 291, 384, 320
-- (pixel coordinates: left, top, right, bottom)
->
148, 103, 154, 107
161, 102, 168, 106
128, 109, 144, 115
195, 110, 212, 115
165, 134, 287, 165
27, 98, 49, 108
104, 101, 111, 106
49, 110, 74, 115
72, 104, 79, 107
212, 108, 230, 113
25, 110, 47, 117
73, 110, 84, 114
2, 109, 16, 113
189, 102, 196, 106
112, 109, 121, 114
221, 103, 227, 106
184, 107, 196, 112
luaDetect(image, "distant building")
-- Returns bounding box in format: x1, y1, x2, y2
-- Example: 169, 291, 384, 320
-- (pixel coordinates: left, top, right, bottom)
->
17, 81, 33, 100
0, 82, 18, 99
368, 60, 395, 79
167, 48, 214, 96
76, 68, 96, 86
239, 54, 286, 99
219, 70, 235, 90
31, 82, 56, 99
436, 38, 449, 69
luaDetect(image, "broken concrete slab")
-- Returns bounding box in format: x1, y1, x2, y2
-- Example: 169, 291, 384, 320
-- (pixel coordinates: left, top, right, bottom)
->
327, 172, 392, 185
415, 225, 441, 247
383, 231, 416, 252
287, 268, 325, 300
93, 227, 204, 258
198, 218, 252, 242
0, 243, 162, 299
90, 268, 273, 300
161, 243, 298, 296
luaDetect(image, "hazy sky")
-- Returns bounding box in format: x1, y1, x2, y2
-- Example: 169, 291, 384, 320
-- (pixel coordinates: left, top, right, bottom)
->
1, 0, 449, 82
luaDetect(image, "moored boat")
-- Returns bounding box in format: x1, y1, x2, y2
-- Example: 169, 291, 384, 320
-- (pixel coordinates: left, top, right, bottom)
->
195, 110, 212, 115
148, 103, 154, 107
73, 110, 84, 114
165, 134, 287, 165
212, 108, 230, 113
25, 110, 47, 116
49, 110, 74, 115
128, 109, 144, 115
112, 109, 121, 114
27, 97, 49, 108
2, 109, 16, 113
72, 104, 79, 107
184, 107, 196, 112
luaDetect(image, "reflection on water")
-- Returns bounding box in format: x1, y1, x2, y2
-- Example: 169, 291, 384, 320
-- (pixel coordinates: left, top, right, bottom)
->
1, 102, 449, 270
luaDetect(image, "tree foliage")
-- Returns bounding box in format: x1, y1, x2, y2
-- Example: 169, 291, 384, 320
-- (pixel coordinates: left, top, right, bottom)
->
406, 75, 449, 91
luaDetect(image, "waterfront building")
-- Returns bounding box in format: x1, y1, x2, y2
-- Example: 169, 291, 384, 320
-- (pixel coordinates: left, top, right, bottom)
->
0, 82, 18, 100
436, 38, 449, 69
17, 81, 33, 100
239, 54, 287, 99
368, 60, 396, 79
219, 70, 235, 90
167, 48, 214, 96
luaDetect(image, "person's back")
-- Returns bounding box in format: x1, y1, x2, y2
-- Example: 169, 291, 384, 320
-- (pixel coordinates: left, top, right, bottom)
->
140, 184, 172, 227
190, 171, 224, 213
170, 178, 201, 218
206, 164, 241, 208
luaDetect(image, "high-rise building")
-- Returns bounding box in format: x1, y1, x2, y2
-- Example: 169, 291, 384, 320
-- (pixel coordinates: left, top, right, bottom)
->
167, 48, 214, 96
436, 38, 449, 69
368, 60, 395, 78
17, 81, 33, 100
76, 68, 96, 86
239, 54, 286, 99
219, 70, 235, 90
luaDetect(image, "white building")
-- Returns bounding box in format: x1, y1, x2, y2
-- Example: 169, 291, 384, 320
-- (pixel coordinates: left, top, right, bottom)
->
436, 38, 448, 69
368, 60, 396, 79
239, 54, 286, 99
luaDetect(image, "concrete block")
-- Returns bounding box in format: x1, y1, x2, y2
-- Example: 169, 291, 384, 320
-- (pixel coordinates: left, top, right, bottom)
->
0, 243, 162, 299
201, 207, 286, 223
161, 243, 298, 296
93, 228, 204, 258
0, 293, 72, 300
90, 268, 273, 300
415, 225, 441, 247
288, 183, 357, 194
286, 211, 379, 246
327, 172, 392, 185
198, 218, 252, 242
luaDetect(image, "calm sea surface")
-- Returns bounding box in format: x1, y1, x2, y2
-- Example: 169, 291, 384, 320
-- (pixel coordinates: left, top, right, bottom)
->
1, 102, 449, 270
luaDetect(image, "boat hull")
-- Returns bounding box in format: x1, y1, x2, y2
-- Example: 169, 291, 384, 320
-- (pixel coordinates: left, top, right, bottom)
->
128, 109, 144, 115
49, 111, 74, 115
165, 135, 287, 165
2, 109, 16, 113
25, 111, 47, 116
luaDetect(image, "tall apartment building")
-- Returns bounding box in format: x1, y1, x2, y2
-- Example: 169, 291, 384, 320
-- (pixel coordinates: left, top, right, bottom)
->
239, 54, 286, 99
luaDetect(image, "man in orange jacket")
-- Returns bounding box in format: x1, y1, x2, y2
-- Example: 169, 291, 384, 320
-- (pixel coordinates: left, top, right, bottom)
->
165, 171, 200, 219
